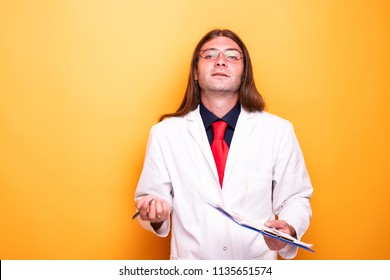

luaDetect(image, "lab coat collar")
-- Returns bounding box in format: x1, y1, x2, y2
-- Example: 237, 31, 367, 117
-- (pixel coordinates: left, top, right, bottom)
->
186, 105, 256, 190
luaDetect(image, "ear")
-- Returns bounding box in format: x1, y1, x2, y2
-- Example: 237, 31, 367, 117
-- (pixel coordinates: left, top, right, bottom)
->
194, 70, 198, 82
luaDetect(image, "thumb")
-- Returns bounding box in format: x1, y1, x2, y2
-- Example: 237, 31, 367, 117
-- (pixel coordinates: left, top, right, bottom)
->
265, 221, 273, 227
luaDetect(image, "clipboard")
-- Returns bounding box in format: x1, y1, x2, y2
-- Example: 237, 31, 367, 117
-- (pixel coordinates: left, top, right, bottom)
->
209, 203, 315, 253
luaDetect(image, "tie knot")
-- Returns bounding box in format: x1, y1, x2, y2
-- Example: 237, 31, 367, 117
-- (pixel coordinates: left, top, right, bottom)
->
212, 120, 228, 140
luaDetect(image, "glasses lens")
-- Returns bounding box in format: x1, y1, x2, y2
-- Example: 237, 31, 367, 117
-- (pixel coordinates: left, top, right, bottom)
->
224, 50, 242, 61
199, 49, 243, 61
200, 49, 218, 59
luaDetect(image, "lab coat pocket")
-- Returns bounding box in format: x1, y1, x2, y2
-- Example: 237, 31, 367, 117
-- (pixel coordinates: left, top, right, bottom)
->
233, 175, 273, 219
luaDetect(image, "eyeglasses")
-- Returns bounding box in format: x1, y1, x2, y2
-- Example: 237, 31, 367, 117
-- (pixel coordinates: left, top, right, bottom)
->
198, 48, 244, 62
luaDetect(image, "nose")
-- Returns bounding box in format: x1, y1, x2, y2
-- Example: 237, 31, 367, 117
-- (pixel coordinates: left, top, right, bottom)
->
215, 52, 227, 67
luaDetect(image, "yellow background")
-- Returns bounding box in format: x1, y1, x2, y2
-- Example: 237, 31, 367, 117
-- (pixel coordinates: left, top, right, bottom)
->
1, 0, 389, 260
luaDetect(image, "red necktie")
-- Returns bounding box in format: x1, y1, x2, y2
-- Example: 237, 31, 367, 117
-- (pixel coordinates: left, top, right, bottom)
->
211, 120, 229, 187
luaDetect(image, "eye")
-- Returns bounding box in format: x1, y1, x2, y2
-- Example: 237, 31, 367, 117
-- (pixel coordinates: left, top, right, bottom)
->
224, 50, 241, 61
200, 49, 218, 60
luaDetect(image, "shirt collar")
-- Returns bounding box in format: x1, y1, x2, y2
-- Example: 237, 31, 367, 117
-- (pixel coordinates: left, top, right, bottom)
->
200, 101, 241, 129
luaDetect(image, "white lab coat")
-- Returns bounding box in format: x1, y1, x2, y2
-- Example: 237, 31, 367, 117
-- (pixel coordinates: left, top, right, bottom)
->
135, 106, 313, 259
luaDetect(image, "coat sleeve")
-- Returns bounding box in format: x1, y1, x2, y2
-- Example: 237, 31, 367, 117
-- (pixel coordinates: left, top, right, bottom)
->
271, 121, 313, 259
134, 125, 173, 237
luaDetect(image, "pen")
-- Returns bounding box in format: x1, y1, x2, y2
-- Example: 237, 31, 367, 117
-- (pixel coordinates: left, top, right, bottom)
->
132, 198, 154, 220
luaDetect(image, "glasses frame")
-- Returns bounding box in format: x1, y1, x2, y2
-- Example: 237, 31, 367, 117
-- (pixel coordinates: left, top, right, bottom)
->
198, 48, 244, 62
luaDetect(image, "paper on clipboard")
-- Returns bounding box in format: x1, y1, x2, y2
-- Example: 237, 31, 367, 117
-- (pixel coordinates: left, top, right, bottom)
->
208, 203, 314, 253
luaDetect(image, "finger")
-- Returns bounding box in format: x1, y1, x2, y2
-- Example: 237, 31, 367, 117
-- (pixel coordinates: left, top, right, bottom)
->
265, 220, 287, 230
147, 199, 157, 220
161, 201, 170, 218
138, 197, 155, 220
155, 200, 163, 219
264, 220, 274, 228
270, 220, 293, 236
135, 196, 151, 210
265, 220, 279, 228
274, 220, 287, 229
264, 236, 286, 251
135, 197, 143, 210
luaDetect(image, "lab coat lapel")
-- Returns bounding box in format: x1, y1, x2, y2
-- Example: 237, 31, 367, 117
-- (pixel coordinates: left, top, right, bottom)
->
186, 107, 219, 182
223, 109, 255, 187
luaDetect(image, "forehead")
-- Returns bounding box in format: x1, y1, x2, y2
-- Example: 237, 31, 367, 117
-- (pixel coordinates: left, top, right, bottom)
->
201, 36, 242, 51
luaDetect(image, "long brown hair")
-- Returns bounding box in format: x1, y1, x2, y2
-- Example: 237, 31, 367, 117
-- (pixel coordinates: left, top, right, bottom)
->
159, 29, 265, 121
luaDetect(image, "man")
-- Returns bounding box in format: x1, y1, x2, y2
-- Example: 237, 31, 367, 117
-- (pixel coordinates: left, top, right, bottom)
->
134, 29, 313, 259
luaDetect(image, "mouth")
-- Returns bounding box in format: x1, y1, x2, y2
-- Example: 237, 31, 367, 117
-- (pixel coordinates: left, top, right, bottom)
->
212, 72, 229, 77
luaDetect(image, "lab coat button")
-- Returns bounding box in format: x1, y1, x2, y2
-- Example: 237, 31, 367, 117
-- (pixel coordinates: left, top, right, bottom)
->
223, 246, 227, 251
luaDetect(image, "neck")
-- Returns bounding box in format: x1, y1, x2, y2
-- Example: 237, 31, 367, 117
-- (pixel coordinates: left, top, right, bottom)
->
200, 91, 239, 118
